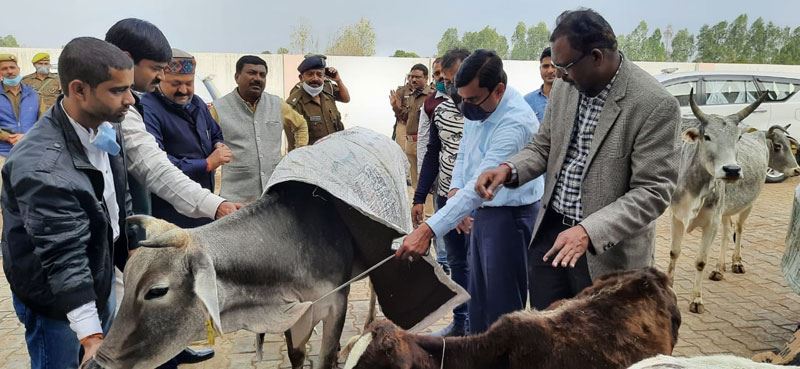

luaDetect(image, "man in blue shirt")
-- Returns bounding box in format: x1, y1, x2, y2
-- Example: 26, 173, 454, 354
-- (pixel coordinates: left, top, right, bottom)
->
523, 47, 556, 123
397, 49, 544, 333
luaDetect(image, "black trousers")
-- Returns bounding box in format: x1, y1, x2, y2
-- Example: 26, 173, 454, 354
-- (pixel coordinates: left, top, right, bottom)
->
528, 207, 593, 310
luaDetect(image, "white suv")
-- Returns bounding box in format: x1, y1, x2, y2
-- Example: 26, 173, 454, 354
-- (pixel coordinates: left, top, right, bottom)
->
658, 71, 800, 182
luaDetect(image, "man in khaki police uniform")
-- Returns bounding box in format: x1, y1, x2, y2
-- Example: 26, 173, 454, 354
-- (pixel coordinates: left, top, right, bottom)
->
21, 52, 61, 109
398, 64, 431, 188
287, 54, 350, 146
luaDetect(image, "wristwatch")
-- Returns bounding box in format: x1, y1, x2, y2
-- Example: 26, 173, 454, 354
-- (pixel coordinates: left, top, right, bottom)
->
500, 162, 518, 184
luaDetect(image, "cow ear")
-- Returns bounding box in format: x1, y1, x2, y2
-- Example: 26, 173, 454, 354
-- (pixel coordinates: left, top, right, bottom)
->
139, 229, 191, 248
189, 247, 223, 337
682, 127, 701, 143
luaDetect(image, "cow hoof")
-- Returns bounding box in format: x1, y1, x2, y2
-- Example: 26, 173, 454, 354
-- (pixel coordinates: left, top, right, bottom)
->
709, 271, 724, 281
689, 301, 705, 314
732, 263, 745, 274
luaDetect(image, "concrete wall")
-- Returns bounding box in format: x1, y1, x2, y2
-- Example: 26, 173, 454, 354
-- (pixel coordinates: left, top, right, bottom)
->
4, 47, 800, 137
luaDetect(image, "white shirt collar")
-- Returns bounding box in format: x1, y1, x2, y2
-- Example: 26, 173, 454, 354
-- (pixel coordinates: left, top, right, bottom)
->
60, 101, 112, 150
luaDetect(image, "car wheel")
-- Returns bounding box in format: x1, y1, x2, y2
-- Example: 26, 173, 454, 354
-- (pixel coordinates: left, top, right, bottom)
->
766, 167, 787, 183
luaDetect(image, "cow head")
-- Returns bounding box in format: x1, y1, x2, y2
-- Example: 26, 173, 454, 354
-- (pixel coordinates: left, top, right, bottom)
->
766, 124, 800, 177
682, 89, 768, 181
91, 215, 222, 369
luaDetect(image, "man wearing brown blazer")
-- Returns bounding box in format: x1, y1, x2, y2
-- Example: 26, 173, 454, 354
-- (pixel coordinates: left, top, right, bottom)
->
476, 9, 681, 310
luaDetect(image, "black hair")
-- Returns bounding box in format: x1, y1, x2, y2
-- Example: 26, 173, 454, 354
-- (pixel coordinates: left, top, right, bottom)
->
433, 57, 442, 65
549, 8, 617, 53
236, 55, 268, 74
441, 48, 470, 70
410, 63, 428, 77
59, 37, 133, 95
454, 49, 507, 89
105, 18, 172, 64
540, 47, 552, 62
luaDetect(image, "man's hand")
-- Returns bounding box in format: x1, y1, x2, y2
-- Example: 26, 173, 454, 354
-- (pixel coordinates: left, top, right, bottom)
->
389, 90, 400, 109
455, 216, 473, 235
411, 203, 425, 228
215, 201, 243, 219
7, 133, 23, 145
80, 335, 103, 365
447, 188, 459, 199
475, 165, 512, 201
327, 67, 342, 83
395, 223, 434, 262
544, 225, 591, 268
207, 144, 233, 171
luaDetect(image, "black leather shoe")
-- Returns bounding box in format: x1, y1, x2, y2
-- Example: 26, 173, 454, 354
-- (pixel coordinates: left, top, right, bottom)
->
174, 347, 215, 364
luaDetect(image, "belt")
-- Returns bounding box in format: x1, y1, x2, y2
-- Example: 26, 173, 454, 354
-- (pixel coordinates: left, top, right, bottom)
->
547, 208, 579, 227
406, 134, 418, 142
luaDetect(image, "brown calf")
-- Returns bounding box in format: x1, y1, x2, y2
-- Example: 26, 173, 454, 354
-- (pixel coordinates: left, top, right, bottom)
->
344, 267, 681, 369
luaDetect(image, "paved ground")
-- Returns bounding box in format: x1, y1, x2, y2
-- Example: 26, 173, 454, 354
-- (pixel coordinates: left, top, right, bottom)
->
0, 178, 799, 368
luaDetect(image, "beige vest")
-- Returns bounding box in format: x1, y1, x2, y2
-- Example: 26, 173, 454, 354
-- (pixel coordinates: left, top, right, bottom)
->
214, 90, 283, 203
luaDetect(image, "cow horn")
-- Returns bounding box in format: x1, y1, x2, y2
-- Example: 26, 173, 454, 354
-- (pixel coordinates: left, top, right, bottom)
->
127, 215, 179, 239
767, 125, 789, 136
138, 228, 191, 248
688, 88, 709, 126
730, 92, 770, 124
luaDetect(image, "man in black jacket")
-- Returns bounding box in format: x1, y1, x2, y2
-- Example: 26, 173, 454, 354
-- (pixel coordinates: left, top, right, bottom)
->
1, 37, 134, 369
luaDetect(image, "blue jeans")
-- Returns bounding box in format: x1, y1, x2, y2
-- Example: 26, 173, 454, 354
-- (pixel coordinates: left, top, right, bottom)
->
13, 289, 115, 369
437, 195, 469, 327
467, 202, 537, 333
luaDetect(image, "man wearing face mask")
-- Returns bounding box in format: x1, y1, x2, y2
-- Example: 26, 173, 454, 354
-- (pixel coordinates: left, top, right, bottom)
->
398, 64, 431, 188
0, 53, 45, 192
215, 55, 308, 203
2, 37, 133, 369
287, 54, 350, 145
412, 48, 471, 336
397, 49, 544, 333
141, 49, 230, 228
22, 52, 62, 109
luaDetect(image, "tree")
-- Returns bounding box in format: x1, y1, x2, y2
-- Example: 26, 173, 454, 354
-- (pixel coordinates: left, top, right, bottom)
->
669, 29, 695, 62
290, 19, 318, 55
437, 28, 461, 57
0, 35, 18, 47
724, 14, 749, 62
642, 28, 667, 61
526, 22, 550, 59
746, 17, 769, 64
392, 50, 420, 58
696, 21, 729, 62
775, 26, 800, 65
509, 22, 529, 60
276, 47, 289, 54
261, 50, 272, 54
326, 18, 376, 56
461, 26, 509, 58
619, 21, 649, 61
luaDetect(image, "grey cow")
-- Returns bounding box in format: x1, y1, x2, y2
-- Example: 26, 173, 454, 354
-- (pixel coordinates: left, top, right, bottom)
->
667, 90, 800, 314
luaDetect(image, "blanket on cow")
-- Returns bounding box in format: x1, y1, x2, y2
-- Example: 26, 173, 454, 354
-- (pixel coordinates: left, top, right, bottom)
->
783, 185, 800, 295
266, 127, 469, 332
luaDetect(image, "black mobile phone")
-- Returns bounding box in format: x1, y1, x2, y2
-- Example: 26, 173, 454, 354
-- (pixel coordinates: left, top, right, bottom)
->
325, 67, 337, 78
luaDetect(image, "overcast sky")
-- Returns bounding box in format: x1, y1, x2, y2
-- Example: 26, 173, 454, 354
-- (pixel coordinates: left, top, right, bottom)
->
3, 0, 799, 56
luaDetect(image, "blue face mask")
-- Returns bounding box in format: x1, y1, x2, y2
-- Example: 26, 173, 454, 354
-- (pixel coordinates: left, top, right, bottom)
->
2, 74, 22, 87
435, 81, 446, 93
91, 123, 121, 156
458, 89, 495, 121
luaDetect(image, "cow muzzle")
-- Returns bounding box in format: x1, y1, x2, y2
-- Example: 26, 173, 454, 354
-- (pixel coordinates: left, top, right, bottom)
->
722, 164, 742, 180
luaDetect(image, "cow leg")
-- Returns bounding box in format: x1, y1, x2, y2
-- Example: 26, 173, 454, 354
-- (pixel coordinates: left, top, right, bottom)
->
691, 222, 718, 314
285, 325, 314, 369
732, 207, 752, 274
710, 216, 731, 281
318, 289, 348, 369
668, 215, 686, 285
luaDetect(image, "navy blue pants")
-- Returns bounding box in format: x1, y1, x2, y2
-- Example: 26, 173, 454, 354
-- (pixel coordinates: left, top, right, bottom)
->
437, 195, 469, 328
468, 202, 537, 333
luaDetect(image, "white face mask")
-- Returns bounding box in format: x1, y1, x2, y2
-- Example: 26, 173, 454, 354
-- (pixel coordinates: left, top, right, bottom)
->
302, 82, 324, 97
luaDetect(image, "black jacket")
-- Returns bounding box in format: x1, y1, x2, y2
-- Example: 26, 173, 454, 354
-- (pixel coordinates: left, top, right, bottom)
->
1, 97, 132, 320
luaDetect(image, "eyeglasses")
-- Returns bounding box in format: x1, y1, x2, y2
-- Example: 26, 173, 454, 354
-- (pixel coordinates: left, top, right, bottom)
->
552, 53, 588, 75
